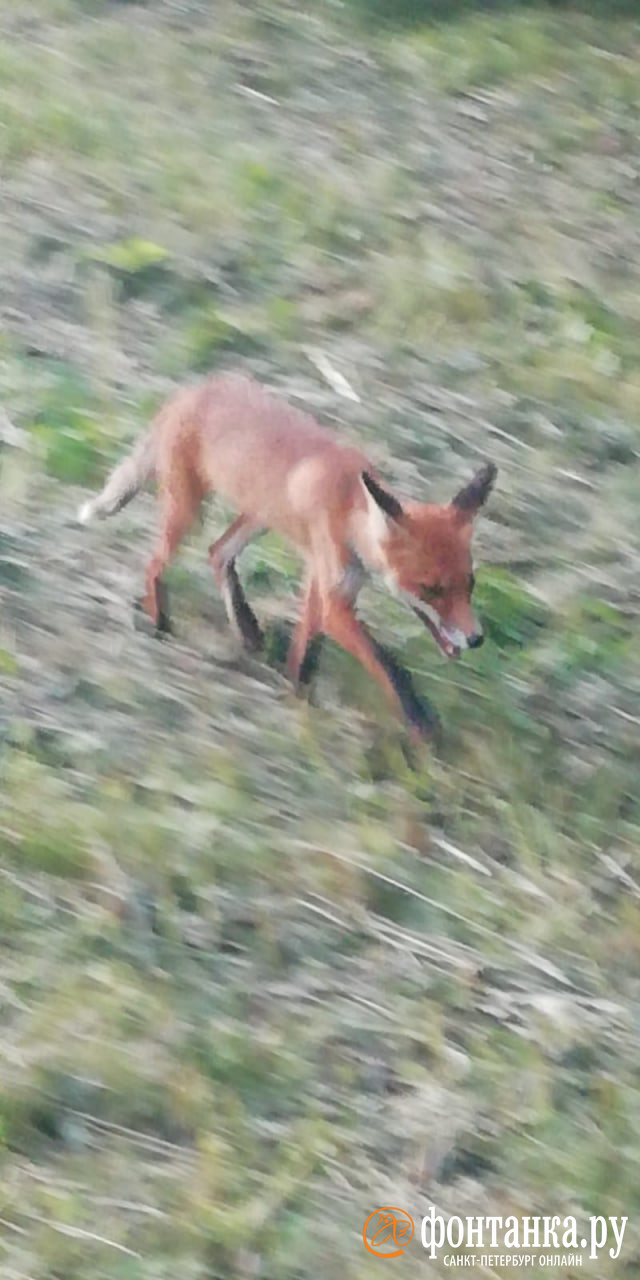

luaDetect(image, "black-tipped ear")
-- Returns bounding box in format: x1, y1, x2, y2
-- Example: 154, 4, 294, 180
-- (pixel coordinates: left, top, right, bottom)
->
361, 471, 404, 522
451, 461, 497, 517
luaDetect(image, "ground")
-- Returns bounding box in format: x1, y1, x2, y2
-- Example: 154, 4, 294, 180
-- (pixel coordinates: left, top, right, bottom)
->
1, 2, 640, 1278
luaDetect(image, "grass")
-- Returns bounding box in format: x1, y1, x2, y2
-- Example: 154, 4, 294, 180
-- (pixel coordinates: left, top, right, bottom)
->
1, 1, 640, 1278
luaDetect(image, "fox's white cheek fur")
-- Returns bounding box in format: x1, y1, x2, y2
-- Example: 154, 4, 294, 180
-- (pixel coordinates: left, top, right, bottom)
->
398, 586, 439, 628
413, 595, 440, 630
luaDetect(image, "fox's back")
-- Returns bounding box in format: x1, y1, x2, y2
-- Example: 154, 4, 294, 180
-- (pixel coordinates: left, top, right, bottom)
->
157, 373, 369, 544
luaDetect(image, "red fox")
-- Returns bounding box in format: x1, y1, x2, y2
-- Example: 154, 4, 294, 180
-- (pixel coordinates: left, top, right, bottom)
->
78, 372, 496, 740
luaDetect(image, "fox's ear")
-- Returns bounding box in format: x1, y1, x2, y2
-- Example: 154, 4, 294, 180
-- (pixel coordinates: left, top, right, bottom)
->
361, 471, 404, 523
451, 461, 497, 519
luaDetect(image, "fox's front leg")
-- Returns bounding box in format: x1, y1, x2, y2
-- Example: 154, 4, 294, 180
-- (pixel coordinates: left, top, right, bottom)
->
287, 575, 325, 688
322, 595, 439, 743
209, 515, 264, 651
144, 486, 197, 634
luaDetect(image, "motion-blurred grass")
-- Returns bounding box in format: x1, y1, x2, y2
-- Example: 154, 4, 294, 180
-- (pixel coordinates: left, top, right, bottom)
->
1, 1, 640, 1277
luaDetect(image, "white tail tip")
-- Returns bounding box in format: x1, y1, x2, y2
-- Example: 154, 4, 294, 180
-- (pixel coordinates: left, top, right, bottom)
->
77, 500, 94, 525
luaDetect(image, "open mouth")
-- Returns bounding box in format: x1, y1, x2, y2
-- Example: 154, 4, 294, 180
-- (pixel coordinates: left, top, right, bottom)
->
413, 607, 461, 659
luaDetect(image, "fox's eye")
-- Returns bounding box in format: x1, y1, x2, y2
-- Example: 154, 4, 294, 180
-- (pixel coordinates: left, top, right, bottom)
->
420, 584, 444, 601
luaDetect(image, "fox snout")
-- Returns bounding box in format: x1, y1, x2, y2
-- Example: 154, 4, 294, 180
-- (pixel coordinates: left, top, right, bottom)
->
411, 602, 484, 659
438, 617, 485, 658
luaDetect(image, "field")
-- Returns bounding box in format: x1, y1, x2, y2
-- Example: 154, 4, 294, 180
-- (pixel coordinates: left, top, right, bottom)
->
1, 2, 640, 1277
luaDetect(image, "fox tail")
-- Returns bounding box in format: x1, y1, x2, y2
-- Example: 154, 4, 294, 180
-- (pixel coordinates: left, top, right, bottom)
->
77, 428, 156, 524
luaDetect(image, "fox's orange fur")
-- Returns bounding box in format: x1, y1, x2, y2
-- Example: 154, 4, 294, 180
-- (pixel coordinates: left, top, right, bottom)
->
78, 372, 496, 740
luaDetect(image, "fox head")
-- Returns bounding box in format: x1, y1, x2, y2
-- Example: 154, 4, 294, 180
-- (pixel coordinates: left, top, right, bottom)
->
361, 462, 497, 659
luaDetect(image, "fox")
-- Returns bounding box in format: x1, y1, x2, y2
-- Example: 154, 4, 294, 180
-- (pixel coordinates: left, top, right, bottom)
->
77, 372, 496, 741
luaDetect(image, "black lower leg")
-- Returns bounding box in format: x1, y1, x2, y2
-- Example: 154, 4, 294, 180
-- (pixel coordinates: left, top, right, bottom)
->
155, 580, 172, 635
298, 634, 325, 687
369, 636, 441, 741
225, 564, 263, 652
136, 581, 172, 635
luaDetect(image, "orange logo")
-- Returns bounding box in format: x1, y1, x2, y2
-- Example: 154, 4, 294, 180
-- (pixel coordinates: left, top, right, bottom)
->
363, 1206, 415, 1258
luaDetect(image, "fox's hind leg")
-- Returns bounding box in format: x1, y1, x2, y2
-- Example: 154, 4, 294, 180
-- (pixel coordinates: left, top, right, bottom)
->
143, 483, 198, 633
209, 515, 263, 651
